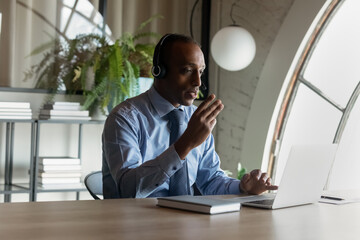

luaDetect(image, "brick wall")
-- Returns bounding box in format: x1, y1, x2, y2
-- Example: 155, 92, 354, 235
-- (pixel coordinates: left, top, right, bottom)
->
212, 0, 295, 175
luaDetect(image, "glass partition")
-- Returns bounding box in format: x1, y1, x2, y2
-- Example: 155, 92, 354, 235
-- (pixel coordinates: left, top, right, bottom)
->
0, 0, 111, 90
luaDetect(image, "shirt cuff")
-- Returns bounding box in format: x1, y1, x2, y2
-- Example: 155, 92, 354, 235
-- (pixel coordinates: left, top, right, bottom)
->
158, 144, 185, 177
228, 179, 242, 194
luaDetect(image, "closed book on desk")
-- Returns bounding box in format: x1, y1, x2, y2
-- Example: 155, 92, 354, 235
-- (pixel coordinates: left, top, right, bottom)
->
157, 195, 241, 214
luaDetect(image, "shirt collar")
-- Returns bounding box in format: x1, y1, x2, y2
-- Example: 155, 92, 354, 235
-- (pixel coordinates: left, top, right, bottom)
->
148, 86, 184, 118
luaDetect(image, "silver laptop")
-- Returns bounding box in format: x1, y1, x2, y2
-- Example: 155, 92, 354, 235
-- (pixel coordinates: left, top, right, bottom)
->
241, 144, 338, 209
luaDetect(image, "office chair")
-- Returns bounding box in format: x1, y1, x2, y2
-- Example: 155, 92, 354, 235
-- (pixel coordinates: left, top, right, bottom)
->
84, 171, 103, 200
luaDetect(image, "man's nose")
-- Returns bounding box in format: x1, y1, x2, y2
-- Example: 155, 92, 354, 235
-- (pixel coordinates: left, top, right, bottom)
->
192, 71, 201, 87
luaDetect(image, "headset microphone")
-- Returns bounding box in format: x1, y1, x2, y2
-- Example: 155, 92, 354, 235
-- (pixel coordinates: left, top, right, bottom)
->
200, 82, 207, 91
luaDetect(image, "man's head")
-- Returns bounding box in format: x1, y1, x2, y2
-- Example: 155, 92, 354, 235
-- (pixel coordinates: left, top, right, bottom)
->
152, 34, 205, 107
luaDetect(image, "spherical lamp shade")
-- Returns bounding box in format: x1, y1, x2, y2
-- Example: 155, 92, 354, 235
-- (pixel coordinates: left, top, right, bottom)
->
211, 26, 256, 71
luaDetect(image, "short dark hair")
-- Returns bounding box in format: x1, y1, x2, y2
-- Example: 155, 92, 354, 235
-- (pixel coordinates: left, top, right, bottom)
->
152, 33, 200, 68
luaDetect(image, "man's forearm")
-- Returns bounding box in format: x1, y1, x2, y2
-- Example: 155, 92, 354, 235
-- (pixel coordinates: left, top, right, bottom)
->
107, 145, 184, 198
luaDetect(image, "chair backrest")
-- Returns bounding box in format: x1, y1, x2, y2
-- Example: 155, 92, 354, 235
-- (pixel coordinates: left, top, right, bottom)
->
84, 171, 103, 200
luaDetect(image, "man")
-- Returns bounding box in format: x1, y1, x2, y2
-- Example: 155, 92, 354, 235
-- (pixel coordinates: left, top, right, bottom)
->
102, 33, 277, 198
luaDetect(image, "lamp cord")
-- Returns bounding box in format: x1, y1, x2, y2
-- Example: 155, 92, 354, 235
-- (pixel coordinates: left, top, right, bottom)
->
190, 0, 200, 38
230, 2, 237, 25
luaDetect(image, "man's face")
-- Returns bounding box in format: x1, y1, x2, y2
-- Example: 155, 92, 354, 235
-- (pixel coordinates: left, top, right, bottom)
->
158, 42, 205, 107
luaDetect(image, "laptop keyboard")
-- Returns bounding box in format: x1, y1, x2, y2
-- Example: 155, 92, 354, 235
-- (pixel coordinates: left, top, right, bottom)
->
247, 198, 275, 206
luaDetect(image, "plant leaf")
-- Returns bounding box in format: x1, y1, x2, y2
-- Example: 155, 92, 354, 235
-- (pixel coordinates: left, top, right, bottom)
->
136, 14, 163, 33
26, 40, 57, 58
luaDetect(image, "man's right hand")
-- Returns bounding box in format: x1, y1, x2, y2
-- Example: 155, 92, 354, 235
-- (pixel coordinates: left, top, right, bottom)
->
174, 94, 224, 159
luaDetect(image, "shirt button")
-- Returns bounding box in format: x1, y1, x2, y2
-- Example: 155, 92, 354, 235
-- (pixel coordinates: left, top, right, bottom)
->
155, 183, 159, 187
173, 167, 177, 170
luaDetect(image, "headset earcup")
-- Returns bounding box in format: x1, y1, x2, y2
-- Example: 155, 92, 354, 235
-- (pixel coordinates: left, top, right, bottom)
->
158, 64, 166, 78
151, 64, 166, 79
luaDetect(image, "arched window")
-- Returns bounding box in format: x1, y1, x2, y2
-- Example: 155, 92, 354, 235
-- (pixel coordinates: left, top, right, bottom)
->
269, 0, 360, 190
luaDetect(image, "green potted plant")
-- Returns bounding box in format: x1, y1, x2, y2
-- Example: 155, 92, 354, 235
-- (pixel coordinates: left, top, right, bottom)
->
24, 15, 161, 117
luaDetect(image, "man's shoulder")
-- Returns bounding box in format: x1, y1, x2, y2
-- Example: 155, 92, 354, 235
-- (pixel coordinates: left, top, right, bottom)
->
110, 92, 151, 119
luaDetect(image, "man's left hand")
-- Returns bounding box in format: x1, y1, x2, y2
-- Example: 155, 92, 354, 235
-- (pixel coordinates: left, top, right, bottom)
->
239, 169, 278, 195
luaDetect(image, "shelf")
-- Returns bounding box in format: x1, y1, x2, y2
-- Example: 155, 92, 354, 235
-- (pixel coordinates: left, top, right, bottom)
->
36, 119, 104, 124
0, 119, 35, 123
1, 119, 100, 202
0, 119, 104, 124
0, 184, 30, 194
36, 183, 87, 193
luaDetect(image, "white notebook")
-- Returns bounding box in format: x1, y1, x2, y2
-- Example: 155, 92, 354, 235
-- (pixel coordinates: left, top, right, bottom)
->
157, 195, 241, 214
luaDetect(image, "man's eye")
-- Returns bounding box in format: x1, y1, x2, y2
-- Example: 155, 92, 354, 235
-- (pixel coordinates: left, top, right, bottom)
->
182, 68, 193, 74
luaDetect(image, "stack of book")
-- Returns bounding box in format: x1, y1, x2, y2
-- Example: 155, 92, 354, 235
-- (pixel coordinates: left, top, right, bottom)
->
38, 102, 91, 121
38, 157, 83, 189
0, 101, 32, 119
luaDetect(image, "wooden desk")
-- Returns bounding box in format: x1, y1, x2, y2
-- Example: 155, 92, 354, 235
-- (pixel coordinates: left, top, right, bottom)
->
0, 197, 360, 240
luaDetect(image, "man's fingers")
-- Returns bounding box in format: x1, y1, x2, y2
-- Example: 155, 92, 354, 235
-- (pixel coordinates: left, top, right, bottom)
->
205, 102, 224, 121
250, 169, 261, 180
266, 177, 272, 185
260, 173, 268, 183
241, 169, 278, 195
265, 185, 278, 191
209, 118, 217, 129
196, 94, 215, 112
241, 173, 250, 183
195, 94, 224, 121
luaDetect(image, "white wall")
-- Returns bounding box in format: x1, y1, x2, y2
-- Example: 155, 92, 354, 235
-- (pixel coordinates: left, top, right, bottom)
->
210, 0, 295, 175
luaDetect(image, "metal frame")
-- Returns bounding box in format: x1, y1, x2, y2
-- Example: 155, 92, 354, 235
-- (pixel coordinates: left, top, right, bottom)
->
0, 119, 103, 202
267, 0, 344, 177
32, 120, 103, 201
0, 119, 35, 202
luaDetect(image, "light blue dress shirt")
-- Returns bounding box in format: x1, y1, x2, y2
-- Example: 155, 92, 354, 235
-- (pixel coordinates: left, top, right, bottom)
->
102, 86, 241, 198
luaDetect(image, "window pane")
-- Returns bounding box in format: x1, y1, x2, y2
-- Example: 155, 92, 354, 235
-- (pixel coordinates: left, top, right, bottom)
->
274, 84, 342, 184
75, 0, 94, 19
60, 6, 72, 32
327, 96, 360, 190
303, 0, 360, 108
65, 12, 101, 39
63, 0, 75, 8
